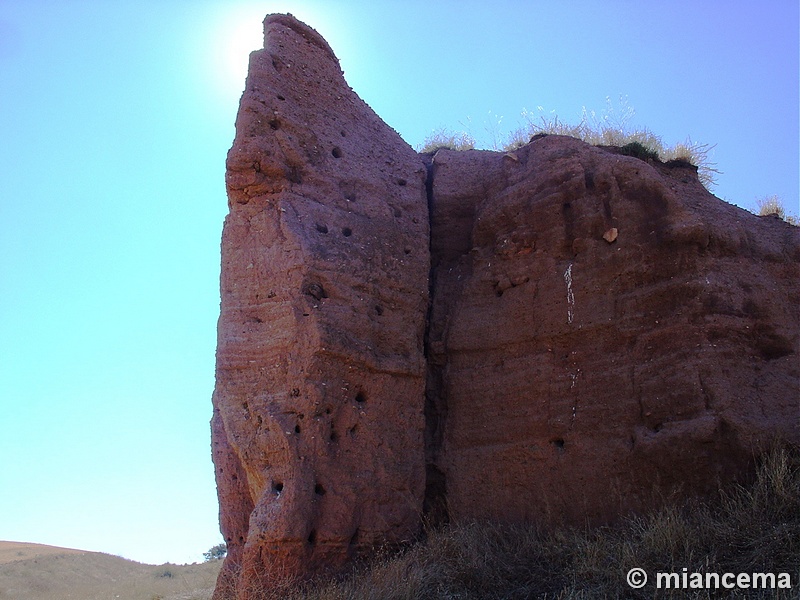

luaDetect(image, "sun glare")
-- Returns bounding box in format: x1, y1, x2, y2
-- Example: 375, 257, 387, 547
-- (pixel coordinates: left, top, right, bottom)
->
212, 7, 265, 99
204, 4, 342, 104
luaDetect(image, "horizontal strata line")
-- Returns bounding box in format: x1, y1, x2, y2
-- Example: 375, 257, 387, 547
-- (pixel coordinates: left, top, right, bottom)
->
316, 346, 424, 377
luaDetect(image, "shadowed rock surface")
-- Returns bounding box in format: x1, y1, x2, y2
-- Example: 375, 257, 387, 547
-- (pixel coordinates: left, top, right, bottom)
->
212, 14, 799, 599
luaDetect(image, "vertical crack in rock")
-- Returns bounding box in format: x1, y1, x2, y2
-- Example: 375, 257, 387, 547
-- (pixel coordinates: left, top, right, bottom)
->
421, 154, 448, 525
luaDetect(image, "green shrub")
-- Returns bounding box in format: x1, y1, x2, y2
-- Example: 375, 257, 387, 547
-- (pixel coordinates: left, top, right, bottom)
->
619, 141, 660, 161
204, 542, 228, 562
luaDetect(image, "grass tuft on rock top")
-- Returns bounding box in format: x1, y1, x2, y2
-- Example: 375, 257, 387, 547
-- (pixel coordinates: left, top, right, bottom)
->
418, 97, 722, 190
239, 444, 799, 600
757, 195, 800, 226
417, 127, 476, 153
619, 140, 660, 162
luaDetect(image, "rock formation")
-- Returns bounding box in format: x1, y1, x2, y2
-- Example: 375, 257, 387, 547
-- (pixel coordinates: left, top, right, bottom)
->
212, 14, 799, 598
425, 141, 799, 526
211, 14, 429, 598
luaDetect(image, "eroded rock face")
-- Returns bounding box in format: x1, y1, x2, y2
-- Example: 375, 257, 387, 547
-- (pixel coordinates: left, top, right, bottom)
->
212, 13, 799, 599
211, 14, 429, 598
425, 139, 799, 526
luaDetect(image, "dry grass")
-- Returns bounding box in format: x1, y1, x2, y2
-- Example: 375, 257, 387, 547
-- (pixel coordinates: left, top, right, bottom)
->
757, 195, 800, 226
507, 100, 721, 190
0, 543, 222, 600
15, 446, 796, 599
238, 445, 799, 599
419, 98, 722, 190
0, 541, 88, 564
417, 127, 476, 153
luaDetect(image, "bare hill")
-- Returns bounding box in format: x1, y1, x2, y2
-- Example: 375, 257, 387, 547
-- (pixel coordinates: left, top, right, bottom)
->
0, 541, 88, 565
0, 541, 221, 600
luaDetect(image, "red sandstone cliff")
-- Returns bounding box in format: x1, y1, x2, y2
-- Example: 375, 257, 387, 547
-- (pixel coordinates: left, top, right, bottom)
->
211, 14, 799, 599
424, 141, 799, 527
211, 14, 429, 598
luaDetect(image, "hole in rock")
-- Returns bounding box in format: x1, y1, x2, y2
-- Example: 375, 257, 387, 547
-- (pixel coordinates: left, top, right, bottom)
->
314, 483, 326, 496
305, 282, 327, 301
316, 223, 328, 234
332, 147, 343, 158
325, 407, 332, 415
277, 94, 285, 101
348, 424, 358, 436
340, 130, 346, 137
342, 227, 353, 237
330, 429, 338, 442
349, 529, 360, 546
272, 482, 284, 493
397, 178, 407, 186
307, 530, 317, 545
355, 391, 366, 403
268, 118, 279, 130
294, 424, 301, 434
374, 305, 384, 316
552, 439, 565, 451
584, 170, 595, 190
287, 166, 302, 184
404, 248, 411, 255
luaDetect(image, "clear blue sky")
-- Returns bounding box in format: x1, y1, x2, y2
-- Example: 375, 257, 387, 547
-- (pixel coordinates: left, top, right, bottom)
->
0, 0, 797, 565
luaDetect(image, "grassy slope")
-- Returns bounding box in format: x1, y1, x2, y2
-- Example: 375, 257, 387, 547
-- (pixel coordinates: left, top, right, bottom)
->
6, 447, 797, 599
0, 542, 221, 600
253, 446, 798, 600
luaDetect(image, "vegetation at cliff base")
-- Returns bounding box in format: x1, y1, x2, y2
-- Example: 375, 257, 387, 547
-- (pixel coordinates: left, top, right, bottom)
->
255, 444, 799, 599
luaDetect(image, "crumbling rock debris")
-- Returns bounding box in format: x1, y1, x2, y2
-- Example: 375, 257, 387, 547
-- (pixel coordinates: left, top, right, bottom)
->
603, 227, 618, 243
211, 14, 800, 599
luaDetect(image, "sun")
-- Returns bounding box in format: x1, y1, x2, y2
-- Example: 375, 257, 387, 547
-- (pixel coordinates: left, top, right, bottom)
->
209, 5, 266, 100
202, 4, 344, 104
